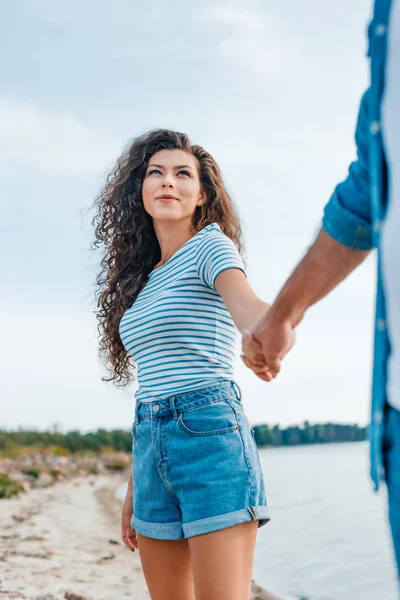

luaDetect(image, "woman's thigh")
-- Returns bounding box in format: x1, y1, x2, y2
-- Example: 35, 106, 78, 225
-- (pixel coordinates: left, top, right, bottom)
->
137, 534, 195, 600
188, 520, 259, 600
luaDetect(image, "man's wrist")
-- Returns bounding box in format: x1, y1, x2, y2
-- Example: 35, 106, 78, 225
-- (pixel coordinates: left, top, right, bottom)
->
268, 297, 304, 329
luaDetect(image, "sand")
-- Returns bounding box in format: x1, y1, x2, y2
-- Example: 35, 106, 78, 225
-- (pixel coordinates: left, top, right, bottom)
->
0, 474, 279, 600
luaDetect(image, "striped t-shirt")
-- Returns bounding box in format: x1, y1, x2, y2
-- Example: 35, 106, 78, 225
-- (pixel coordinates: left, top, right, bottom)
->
119, 223, 246, 402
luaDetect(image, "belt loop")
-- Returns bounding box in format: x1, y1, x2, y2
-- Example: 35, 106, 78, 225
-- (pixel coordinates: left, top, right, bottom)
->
135, 401, 141, 425
232, 381, 242, 402
170, 396, 178, 420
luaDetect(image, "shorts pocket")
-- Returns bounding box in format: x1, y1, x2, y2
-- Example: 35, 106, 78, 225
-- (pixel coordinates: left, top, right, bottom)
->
132, 420, 137, 443
178, 399, 239, 437
251, 428, 263, 472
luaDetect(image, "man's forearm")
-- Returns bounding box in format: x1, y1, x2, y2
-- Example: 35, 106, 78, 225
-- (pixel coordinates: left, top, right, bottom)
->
271, 229, 371, 327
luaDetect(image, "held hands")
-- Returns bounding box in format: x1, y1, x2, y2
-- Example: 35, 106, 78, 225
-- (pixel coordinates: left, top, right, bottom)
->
241, 309, 296, 382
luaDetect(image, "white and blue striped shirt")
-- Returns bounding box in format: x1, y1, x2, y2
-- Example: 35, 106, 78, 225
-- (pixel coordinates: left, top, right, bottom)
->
119, 223, 246, 402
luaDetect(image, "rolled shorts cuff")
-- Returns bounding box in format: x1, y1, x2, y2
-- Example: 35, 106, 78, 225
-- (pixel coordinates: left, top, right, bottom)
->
132, 513, 184, 540
183, 506, 270, 538
133, 506, 270, 540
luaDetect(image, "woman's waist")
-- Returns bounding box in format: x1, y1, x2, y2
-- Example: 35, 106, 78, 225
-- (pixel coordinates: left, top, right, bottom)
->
134, 378, 242, 418
135, 374, 235, 403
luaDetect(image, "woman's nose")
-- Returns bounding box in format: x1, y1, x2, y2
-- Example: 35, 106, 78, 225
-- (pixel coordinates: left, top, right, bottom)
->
162, 179, 174, 188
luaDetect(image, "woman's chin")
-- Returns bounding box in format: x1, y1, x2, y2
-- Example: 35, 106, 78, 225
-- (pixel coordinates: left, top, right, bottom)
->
152, 211, 186, 222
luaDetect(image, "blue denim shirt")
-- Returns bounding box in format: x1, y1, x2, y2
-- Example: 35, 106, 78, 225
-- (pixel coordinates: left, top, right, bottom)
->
322, 0, 392, 491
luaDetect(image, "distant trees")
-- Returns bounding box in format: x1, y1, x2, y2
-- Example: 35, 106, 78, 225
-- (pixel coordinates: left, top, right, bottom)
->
0, 428, 132, 457
0, 421, 366, 456
252, 421, 366, 447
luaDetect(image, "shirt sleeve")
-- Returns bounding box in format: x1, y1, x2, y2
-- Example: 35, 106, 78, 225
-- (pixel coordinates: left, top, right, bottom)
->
195, 226, 246, 289
322, 88, 377, 250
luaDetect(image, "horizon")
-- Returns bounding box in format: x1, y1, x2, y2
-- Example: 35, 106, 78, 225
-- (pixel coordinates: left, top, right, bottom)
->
0, 419, 368, 436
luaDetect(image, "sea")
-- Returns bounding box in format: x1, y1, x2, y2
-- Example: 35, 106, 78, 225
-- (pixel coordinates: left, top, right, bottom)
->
116, 442, 398, 600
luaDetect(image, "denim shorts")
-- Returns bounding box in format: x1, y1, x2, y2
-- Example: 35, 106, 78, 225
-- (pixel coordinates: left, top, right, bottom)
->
131, 380, 270, 540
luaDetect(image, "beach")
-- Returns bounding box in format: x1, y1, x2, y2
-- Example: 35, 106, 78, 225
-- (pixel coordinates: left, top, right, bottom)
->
0, 472, 278, 600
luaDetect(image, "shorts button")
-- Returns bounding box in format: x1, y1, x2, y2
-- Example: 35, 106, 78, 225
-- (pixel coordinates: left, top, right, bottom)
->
153, 405, 160, 412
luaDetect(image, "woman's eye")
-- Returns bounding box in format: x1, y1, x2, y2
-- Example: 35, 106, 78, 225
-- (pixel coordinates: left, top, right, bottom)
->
148, 169, 161, 175
178, 170, 190, 176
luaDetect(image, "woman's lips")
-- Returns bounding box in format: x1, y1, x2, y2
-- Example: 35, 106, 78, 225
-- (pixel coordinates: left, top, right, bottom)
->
157, 196, 178, 203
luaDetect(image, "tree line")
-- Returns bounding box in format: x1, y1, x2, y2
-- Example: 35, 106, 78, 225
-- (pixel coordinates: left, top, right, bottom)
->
252, 421, 366, 447
0, 421, 366, 456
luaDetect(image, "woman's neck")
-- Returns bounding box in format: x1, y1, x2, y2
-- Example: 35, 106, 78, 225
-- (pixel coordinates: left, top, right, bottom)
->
153, 219, 193, 268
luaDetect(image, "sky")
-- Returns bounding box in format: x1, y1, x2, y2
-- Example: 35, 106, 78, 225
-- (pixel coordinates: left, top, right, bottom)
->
1, 0, 376, 433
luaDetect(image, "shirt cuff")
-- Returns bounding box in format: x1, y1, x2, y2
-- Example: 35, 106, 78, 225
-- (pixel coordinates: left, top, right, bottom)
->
322, 191, 376, 251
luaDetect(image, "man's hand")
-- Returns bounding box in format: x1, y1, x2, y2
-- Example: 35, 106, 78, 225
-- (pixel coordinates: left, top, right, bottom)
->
241, 308, 296, 382
241, 229, 371, 382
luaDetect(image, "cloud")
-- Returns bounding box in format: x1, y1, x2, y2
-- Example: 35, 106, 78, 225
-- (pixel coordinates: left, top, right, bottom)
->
0, 98, 120, 177
196, 2, 294, 80
196, 0, 370, 111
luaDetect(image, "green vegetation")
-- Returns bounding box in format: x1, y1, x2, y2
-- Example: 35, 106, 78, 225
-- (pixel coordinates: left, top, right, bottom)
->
85, 464, 99, 475
0, 428, 132, 458
0, 422, 366, 458
252, 421, 366, 447
21, 466, 41, 479
49, 468, 63, 481
0, 473, 25, 498
104, 457, 130, 472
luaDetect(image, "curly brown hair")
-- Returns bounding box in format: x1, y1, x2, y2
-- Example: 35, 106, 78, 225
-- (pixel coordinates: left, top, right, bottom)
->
92, 128, 244, 386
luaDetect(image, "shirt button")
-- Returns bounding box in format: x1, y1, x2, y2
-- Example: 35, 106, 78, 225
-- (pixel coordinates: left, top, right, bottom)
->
376, 318, 386, 332
373, 410, 383, 425
373, 219, 382, 232
153, 405, 160, 412
375, 23, 387, 37
370, 121, 381, 135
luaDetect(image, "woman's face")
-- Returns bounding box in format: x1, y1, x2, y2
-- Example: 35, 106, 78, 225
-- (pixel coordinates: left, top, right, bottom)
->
142, 149, 205, 224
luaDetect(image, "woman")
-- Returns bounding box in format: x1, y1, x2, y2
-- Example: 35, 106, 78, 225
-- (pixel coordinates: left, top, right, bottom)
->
93, 129, 272, 600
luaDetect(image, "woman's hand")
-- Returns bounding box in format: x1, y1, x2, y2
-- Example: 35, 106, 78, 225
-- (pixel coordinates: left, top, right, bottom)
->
241, 330, 275, 382
121, 489, 139, 552
241, 309, 296, 381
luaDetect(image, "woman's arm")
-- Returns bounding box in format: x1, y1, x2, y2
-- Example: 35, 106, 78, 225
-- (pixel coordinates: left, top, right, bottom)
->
121, 470, 138, 552
215, 268, 270, 333
127, 470, 133, 494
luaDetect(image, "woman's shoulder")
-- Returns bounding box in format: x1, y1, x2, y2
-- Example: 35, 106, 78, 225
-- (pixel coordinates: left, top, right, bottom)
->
196, 222, 224, 242
200, 222, 221, 233
195, 222, 240, 262
194, 223, 226, 253
196, 223, 239, 249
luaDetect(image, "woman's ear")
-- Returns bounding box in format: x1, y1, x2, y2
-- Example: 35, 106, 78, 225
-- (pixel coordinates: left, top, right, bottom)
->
197, 190, 207, 206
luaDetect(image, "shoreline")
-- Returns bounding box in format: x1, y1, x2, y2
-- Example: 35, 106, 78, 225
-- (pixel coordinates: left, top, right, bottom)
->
0, 473, 150, 600
0, 473, 280, 600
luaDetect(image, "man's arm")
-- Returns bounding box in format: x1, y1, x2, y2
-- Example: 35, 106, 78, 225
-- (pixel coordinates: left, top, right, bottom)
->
322, 88, 376, 251
243, 231, 370, 376
243, 89, 377, 377
269, 229, 370, 329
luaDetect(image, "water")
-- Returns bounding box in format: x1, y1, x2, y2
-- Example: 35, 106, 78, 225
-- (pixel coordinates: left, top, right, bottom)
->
116, 442, 398, 600
253, 442, 397, 600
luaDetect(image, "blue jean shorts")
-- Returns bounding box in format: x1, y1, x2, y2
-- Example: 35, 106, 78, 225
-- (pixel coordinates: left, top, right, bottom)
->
131, 380, 270, 540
